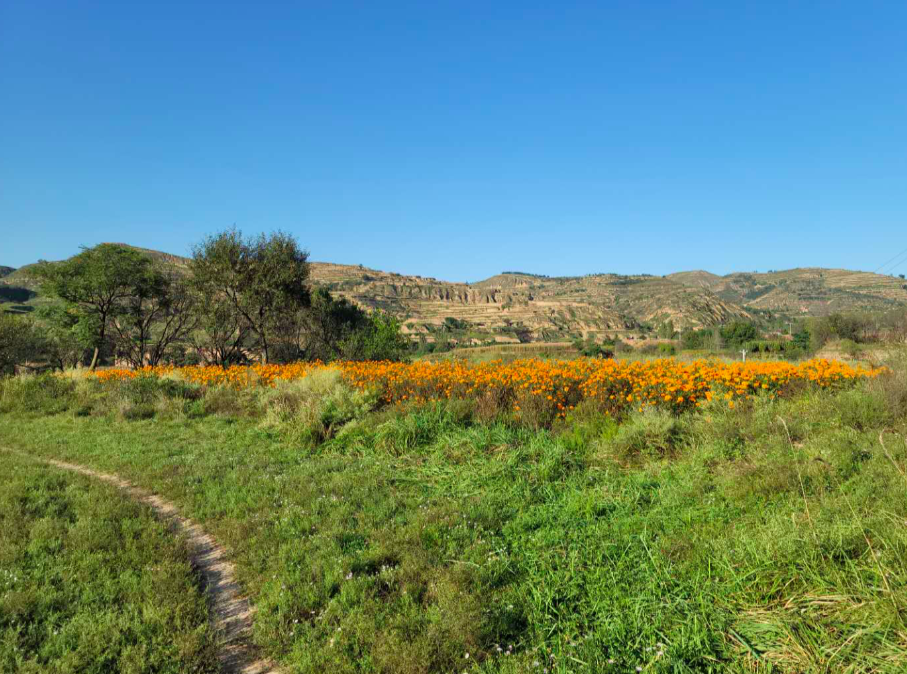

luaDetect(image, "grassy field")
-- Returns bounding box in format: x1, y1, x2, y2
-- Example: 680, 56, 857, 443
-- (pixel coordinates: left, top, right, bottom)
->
0, 451, 218, 674
1, 354, 907, 673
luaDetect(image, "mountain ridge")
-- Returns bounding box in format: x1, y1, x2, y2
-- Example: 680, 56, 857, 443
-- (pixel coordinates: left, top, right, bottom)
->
4, 246, 907, 343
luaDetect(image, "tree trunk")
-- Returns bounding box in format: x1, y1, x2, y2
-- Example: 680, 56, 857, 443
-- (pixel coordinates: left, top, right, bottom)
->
90, 320, 106, 371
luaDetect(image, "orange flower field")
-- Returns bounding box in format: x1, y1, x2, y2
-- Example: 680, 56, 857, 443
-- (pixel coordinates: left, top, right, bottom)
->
87, 358, 884, 419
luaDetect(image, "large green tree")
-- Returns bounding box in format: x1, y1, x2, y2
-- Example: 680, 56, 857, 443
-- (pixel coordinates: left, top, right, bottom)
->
191, 229, 310, 364
35, 244, 156, 369
293, 288, 409, 362
109, 269, 198, 367
719, 321, 759, 347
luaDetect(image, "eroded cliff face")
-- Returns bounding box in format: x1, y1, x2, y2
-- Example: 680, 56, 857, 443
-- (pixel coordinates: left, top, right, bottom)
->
308, 263, 753, 341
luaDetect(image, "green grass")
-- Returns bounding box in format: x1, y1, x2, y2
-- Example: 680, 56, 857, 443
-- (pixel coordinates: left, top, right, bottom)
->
0, 451, 218, 674
2, 363, 907, 672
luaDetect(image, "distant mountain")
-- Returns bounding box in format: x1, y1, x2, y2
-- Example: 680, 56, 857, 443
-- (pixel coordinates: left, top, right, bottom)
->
667, 268, 907, 316
4, 245, 907, 342
0, 266, 15, 279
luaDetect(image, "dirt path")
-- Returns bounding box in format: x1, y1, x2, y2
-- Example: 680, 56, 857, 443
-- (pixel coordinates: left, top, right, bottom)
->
1, 447, 282, 674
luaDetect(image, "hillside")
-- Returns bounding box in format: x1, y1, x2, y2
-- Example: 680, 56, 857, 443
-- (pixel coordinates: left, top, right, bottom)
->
668, 268, 907, 316
0, 266, 14, 279
4, 245, 907, 343
311, 264, 752, 343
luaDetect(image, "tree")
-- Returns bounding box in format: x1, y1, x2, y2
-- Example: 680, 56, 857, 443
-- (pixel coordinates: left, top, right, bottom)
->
191, 230, 310, 364
680, 328, 710, 350
340, 311, 410, 361
34, 304, 92, 370
109, 269, 198, 367
191, 298, 253, 368
293, 288, 367, 361
792, 327, 812, 352
720, 321, 759, 347
0, 314, 46, 375
35, 244, 155, 369
277, 287, 410, 362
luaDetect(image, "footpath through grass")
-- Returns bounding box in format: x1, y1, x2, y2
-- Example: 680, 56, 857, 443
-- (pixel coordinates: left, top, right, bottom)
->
3, 359, 907, 673
0, 451, 218, 674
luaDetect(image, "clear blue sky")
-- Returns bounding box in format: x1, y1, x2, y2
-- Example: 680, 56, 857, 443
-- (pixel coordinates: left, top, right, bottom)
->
2, 1, 906, 281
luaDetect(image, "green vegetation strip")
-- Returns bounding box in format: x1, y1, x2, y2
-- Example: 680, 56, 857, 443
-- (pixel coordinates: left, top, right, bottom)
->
3, 367, 907, 672
0, 450, 218, 674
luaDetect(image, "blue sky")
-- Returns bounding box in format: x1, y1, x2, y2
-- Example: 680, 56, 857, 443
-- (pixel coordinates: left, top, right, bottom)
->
2, 1, 906, 281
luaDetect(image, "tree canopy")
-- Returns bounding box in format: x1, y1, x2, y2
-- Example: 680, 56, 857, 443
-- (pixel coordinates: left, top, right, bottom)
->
35, 244, 157, 369
191, 230, 310, 364
7, 232, 410, 372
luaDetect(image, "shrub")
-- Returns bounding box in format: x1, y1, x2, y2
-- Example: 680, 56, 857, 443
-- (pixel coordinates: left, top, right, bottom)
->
261, 369, 378, 443
680, 328, 714, 350
833, 387, 888, 431
559, 399, 619, 452
867, 350, 907, 421
0, 374, 76, 414
202, 385, 260, 418
374, 401, 467, 454
0, 314, 48, 375
609, 407, 685, 459
474, 386, 513, 424
572, 339, 614, 359
89, 375, 203, 421
109, 375, 201, 406
838, 339, 862, 359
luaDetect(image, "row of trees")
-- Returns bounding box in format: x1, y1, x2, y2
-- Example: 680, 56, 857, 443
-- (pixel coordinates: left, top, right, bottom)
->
678, 311, 907, 355
3, 230, 409, 372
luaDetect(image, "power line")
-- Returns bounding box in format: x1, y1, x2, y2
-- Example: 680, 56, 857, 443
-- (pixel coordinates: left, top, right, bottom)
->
879, 250, 907, 275
874, 245, 907, 274
889, 256, 907, 275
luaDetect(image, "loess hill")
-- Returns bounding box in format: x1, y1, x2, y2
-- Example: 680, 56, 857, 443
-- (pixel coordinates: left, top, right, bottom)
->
4, 246, 907, 343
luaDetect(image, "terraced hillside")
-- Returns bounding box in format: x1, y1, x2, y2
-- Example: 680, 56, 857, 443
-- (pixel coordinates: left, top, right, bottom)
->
312, 264, 752, 343
669, 268, 907, 316
4, 245, 907, 343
